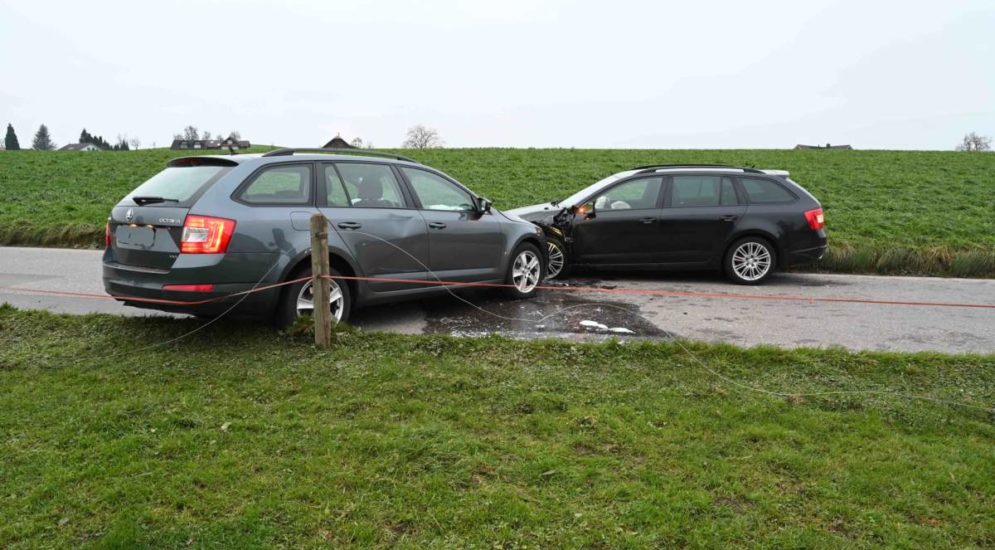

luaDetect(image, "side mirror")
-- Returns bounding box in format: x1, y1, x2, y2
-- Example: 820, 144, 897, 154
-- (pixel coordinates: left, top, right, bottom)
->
573, 201, 596, 219
477, 197, 493, 214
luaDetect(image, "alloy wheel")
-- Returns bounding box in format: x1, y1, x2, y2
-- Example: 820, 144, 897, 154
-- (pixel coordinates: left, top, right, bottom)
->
546, 241, 565, 278
731, 241, 772, 282
296, 279, 345, 322
512, 250, 541, 293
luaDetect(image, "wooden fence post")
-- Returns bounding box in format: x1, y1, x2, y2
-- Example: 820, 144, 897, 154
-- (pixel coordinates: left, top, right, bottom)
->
310, 214, 331, 347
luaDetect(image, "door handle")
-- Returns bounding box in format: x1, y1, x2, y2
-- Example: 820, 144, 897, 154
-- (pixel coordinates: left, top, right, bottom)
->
720, 215, 738, 222
639, 217, 656, 224
428, 222, 447, 229
337, 221, 362, 230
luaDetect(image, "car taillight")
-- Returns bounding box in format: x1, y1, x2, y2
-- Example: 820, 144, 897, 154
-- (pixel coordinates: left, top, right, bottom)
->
180, 215, 236, 254
804, 208, 825, 231
105, 220, 112, 248
162, 283, 215, 292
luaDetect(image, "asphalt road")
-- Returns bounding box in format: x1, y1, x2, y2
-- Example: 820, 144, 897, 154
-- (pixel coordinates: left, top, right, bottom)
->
1, 246, 993, 354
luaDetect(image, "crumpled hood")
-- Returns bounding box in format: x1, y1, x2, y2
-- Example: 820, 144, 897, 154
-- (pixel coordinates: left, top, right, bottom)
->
505, 202, 563, 222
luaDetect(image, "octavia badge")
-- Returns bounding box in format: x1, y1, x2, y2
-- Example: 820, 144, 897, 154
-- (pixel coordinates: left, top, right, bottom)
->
125, 208, 134, 222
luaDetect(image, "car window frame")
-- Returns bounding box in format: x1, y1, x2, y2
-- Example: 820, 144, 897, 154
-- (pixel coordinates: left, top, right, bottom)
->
663, 173, 742, 209
580, 175, 665, 211
317, 162, 355, 208
735, 176, 798, 205
322, 160, 416, 210
396, 166, 478, 213
232, 161, 317, 207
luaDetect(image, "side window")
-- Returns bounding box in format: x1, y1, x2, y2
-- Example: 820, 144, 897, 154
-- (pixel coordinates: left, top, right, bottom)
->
720, 177, 739, 206
593, 177, 662, 210
400, 167, 475, 211
336, 163, 407, 208
239, 164, 312, 205
740, 178, 795, 203
324, 165, 350, 207
670, 175, 725, 208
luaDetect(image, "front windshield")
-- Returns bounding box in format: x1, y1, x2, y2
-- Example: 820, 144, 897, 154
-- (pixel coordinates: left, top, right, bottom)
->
560, 169, 640, 207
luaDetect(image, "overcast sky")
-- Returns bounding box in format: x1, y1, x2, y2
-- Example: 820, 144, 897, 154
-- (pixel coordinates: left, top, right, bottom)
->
2, 0, 993, 149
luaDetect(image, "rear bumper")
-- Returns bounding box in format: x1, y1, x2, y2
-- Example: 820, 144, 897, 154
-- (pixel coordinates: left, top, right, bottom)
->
784, 243, 828, 267
102, 257, 282, 318
104, 278, 279, 317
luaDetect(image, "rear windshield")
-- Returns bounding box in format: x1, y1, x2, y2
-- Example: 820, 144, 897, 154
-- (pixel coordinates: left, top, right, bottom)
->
125, 165, 228, 205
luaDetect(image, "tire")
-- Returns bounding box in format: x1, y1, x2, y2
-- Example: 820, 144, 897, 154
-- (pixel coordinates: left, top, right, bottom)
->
274, 266, 351, 328
545, 237, 570, 279
504, 242, 544, 299
724, 237, 777, 285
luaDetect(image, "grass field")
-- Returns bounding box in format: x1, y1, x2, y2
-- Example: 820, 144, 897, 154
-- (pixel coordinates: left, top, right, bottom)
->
1, 148, 994, 276
0, 306, 993, 547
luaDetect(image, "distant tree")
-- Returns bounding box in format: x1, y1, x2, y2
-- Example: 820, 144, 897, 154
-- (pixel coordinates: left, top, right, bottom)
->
32, 124, 55, 150
78, 129, 111, 149
4, 124, 20, 150
215, 133, 224, 141
129, 137, 141, 150
173, 133, 183, 140
228, 131, 241, 140
365, 141, 375, 149
956, 132, 992, 152
402, 125, 443, 149
182, 126, 199, 141
202, 129, 213, 141
115, 134, 129, 151
350, 137, 364, 148
79, 128, 92, 144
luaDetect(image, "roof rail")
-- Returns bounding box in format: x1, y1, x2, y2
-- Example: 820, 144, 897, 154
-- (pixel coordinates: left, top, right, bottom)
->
633, 164, 764, 174
262, 148, 419, 163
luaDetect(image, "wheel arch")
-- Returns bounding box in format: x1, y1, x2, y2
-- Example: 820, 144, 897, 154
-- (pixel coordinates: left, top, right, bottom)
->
279, 247, 363, 306
723, 230, 783, 267
509, 234, 546, 274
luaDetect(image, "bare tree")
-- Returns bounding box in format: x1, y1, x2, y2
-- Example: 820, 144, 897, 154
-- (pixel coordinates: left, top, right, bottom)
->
202, 129, 213, 141
956, 132, 992, 152
228, 130, 241, 140
402, 125, 443, 149
350, 137, 364, 148
129, 137, 141, 150
182, 126, 200, 141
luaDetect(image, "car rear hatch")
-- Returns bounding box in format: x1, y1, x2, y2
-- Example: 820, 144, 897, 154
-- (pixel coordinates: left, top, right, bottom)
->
107, 157, 235, 270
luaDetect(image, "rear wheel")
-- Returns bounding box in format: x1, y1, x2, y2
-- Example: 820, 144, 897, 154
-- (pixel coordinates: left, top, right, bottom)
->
724, 237, 776, 285
504, 243, 543, 299
545, 237, 570, 279
274, 266, 351, 328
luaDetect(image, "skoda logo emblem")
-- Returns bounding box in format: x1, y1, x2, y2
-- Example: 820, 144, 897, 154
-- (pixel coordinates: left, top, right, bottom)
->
125, 208, 134, 222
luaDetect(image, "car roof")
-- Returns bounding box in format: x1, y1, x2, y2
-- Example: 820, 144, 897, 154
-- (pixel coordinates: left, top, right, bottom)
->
168, 152, 422, 168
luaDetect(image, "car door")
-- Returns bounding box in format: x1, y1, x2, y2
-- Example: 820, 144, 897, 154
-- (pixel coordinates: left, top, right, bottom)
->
657, 174, 747, 264
398, 166, 506, 282
318, 161, 431, 293
569, 176, 665, 265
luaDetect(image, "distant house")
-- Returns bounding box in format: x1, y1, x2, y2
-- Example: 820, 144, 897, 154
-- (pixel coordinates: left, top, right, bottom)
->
59, 143, 102, 151
322, 135, 355, 149
220, 136, 251, 150
171, 138, 250, 150
794, 143, 853, 150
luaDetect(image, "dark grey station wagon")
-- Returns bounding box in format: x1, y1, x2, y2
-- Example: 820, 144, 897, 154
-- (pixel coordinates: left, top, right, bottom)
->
103, 149, 546, 325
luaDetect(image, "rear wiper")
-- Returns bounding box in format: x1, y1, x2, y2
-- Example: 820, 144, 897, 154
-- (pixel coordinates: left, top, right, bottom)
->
131, 196, 179, 206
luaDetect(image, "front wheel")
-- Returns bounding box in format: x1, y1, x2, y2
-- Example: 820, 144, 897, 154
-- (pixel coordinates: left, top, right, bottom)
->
274, 266, 351, 328
505, 243, 543, 299
724, 237, 776, 285
545, 237, 570, 279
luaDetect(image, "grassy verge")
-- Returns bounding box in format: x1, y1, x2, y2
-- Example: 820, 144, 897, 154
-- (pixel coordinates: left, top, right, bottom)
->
1, 148, 994, 277
1, 306, 992, 547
